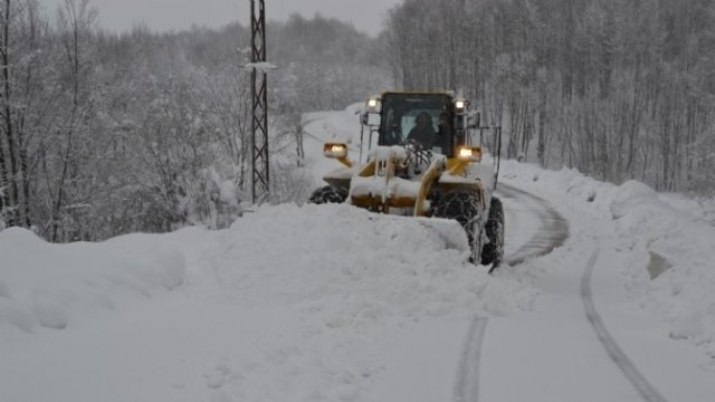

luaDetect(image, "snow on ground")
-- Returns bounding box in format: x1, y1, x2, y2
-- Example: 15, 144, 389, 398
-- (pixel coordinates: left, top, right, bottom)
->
2, 103, 715, 401
0, 203, 535, 402
302, 104, 715, 356
500, 161, 715, 366
659, 192, 715, 227
0, 228, 191, 337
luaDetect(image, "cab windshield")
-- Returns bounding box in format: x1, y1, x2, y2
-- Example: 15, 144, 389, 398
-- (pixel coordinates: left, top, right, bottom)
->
378, 93, 455, 156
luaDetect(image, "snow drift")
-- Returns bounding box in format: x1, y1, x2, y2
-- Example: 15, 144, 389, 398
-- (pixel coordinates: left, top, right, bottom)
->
501, 160, 715, 363
0, 228, 187, 335
0, 202, 536, 402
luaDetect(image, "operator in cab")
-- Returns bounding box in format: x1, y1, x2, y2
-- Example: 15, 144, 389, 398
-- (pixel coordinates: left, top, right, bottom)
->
406, 112, 435, 149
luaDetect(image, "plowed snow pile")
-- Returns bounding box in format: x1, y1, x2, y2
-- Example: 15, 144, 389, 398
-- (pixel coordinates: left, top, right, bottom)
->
196, 204, 532, 314
0, 203, 535, 402
501, 160, 715, 364
0, 229, 186, 335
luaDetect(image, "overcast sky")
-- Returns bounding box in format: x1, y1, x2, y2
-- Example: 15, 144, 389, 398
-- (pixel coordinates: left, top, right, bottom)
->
37, 0, 402, 35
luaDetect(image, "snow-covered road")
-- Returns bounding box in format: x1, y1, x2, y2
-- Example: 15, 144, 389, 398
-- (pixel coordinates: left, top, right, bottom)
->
357, 182, 571, 402
2, 106, 715, 402
476, 167, 715, 402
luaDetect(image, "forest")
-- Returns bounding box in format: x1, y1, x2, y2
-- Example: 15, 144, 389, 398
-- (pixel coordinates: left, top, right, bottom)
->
384, 0, 715, 193
0, 0, 388, 241
1, 0, 714, 241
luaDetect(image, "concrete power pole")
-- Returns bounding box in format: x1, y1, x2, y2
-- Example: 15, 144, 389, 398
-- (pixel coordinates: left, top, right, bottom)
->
250, 0, 270, 203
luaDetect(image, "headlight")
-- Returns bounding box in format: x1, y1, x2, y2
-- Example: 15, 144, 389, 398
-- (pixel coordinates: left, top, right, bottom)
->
366, 96, 380, 112
457, 146, 482, 162
455, 99, 468, 114
323, 143, 348, 159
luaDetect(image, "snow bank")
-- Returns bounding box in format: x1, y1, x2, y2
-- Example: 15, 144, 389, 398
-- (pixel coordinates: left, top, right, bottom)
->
500, 160, 715, 363
180, 203, 537, 401
609, 182, 715, 360
1, 194, 537, 402
660, 192, 715, 227
203, 203, 535, 316
0, 228, 189, 336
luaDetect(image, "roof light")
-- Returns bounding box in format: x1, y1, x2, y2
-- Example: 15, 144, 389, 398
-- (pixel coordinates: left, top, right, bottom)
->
455, 99, 468, 112
366, 96, 381, 112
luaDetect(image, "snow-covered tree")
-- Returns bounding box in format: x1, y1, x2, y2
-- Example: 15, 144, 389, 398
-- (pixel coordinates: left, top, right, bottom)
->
385, 0, 715, 193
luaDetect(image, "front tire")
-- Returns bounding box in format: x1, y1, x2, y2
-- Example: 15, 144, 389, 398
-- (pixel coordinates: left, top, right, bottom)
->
431, 190, 483, 263
481, 196, 505, 271
308, 185, 348, 204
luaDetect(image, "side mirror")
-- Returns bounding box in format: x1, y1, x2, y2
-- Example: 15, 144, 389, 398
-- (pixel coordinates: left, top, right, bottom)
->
467, 112, 481, 129
362, 112, 381, 127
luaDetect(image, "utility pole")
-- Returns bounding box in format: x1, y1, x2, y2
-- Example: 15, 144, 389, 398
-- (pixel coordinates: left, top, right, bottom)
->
250, 0, 270, 203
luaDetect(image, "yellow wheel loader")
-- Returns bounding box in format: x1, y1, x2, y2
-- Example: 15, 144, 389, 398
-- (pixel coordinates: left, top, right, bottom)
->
309, 91, 504, 269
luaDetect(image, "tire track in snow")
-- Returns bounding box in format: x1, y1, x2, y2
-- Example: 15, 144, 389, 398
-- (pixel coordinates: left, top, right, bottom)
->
581, 249, 668, 402
454, 316, 488, 402
454, 185, 568, 402
498, 184, 569, 266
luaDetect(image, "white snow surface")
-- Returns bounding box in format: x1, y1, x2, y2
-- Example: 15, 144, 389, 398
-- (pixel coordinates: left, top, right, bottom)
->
500, 163, 715, 363
0, 204, 533, 402
2, 104, 715, 401
0, 229, 186, 334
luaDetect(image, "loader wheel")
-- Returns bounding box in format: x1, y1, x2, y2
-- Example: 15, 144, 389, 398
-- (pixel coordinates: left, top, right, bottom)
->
431, 190, 483, 263
308, 186, 348, 204
481, 196, 505, 271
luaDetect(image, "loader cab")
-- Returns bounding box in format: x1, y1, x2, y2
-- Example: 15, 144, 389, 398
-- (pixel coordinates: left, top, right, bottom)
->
376, 92, 462, 157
